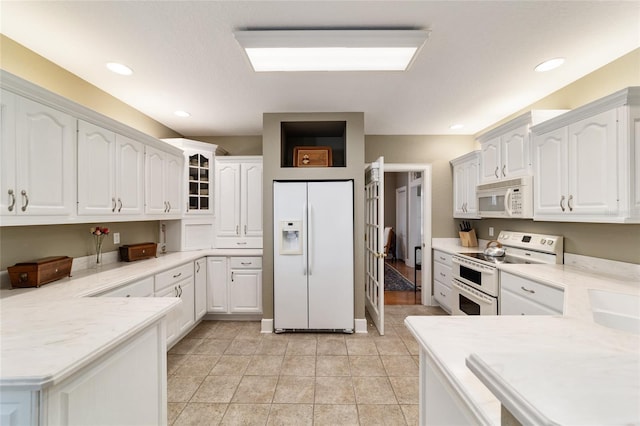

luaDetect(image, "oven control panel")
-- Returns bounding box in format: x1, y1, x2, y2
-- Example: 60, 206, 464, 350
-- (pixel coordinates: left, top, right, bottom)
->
497, 231, 563, 256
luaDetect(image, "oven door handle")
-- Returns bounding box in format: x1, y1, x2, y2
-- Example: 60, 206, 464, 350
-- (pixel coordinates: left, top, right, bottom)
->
504, 188, 513, 217
453, 280, 495, 305
452, 257, 496, 274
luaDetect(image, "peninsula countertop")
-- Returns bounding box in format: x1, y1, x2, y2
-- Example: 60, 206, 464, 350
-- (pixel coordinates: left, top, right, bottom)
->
0, 248, 262, 389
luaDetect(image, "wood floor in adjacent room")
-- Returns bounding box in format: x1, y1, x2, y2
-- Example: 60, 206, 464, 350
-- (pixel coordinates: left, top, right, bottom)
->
384, 259, 421, 306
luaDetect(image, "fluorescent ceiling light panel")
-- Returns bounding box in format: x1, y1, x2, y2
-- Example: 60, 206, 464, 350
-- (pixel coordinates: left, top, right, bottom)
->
234, 29, 429, 72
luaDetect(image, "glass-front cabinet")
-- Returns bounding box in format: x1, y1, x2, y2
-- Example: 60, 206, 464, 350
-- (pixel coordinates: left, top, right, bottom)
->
188, 152, 211, 213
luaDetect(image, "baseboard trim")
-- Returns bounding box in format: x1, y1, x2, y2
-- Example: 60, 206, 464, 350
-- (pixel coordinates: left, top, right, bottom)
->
261, 318, 273, 333
354, 318, 368, 334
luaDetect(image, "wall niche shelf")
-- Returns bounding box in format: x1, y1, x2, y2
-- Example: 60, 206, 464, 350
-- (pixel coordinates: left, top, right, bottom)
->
281, 121, 346, 168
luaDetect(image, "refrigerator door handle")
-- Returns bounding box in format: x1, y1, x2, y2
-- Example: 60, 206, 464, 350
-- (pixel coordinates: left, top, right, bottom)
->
302, 202, 308, 275
308, 203, 313, 276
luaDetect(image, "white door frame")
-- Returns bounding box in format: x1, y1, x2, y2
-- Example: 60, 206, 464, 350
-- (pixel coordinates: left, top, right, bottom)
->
386, 163, 433, 306
395, 186, 407, 262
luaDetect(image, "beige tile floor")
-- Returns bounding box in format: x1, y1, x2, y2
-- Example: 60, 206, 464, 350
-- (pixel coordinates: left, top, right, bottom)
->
167, 304, 446, 425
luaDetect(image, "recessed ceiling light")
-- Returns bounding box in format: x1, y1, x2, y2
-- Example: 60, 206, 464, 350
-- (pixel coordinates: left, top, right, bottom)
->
234, 29, 430, 72
174, 110, 191, 118
449, 124, 464, 130
534, 57, 565, 72
106, 62, 133, 76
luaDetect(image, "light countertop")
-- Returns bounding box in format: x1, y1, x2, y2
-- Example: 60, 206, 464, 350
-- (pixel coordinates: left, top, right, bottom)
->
0, 249, 262, 389
426, 237, 640, 425
405, 315, 640, 425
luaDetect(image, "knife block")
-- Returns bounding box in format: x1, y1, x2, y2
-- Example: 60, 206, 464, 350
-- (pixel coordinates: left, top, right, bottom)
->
459, 229, 478, 247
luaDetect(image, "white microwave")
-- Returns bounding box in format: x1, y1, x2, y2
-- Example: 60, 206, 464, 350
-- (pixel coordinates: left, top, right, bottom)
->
476, 176, 533, 218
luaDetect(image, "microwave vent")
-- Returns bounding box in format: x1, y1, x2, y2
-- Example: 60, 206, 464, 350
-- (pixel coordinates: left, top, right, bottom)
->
476, 176, 532, 191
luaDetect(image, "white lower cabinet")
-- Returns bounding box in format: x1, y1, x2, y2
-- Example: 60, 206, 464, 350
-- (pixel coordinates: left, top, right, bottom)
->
207, 256, 262, 315
0, 391, 37, 426
500, 271, 564, 315
97, 276, 154, 298
45, 323, 166, 426
432, 250, 453, 313
194, 257, 207, 321
155, 263, 195, 347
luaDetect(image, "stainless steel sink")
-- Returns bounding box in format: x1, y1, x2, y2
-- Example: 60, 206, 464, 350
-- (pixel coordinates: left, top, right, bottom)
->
588, 289, 640, 335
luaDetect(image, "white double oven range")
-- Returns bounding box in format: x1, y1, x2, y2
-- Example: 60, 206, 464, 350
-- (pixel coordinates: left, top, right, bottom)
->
451, 231, 563, 316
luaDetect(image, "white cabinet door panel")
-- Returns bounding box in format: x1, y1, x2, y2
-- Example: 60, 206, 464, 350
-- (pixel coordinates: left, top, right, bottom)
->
116, 134, 144, 215
0, 90, 17, 216
145, 146, 166, 214
533, 127, 567, 216
77, 120, 116, 215
567, 109, 618, 216
480, 137, 500, 182
207, 257, 228, 313
502, 125, 529, 178
195, 258, 207, 320
242, 162, 263, 237
216, 162, 241, 237
15, 96, 75, 216
229, 269, 262, 313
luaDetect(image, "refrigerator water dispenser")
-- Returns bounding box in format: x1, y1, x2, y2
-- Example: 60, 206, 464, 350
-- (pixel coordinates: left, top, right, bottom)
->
279, 221, 302, 254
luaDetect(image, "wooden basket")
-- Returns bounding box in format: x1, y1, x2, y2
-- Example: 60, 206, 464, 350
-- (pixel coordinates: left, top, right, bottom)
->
8, 256, 73, 288
119, 243, 157, 262
293, 146, 332, 167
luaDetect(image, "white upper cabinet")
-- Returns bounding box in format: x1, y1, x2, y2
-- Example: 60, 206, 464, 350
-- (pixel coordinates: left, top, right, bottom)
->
145, 145, 183, 217
215, 157, 263, 248
532, 87, 640, 223
478, 110, 567, 183
1, 92, 76, 219
78, 121, 144, 216
451, 151, 480, 218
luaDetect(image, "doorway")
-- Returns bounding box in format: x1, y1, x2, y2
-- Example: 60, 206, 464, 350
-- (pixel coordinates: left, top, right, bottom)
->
384, 165, 432, 308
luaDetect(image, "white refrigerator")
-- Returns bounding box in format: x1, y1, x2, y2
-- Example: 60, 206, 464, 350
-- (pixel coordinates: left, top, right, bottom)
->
273, 181, 354, 332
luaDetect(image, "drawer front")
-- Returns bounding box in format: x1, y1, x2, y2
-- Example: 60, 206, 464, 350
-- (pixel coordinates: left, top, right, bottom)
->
229, 257, 262, 269
155, 263, 194, 292
102, 277, 154, 298
433, 250, 452, 267
500, 272, 564, 312
433, 262, 452, 285
434, 280, 452, 313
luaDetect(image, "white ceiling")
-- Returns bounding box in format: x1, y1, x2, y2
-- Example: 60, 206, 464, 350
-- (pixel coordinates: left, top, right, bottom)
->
1, 1, 639, 136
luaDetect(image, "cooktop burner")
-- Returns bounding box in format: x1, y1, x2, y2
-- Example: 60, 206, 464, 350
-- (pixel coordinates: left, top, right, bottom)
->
459, 252, 537, 265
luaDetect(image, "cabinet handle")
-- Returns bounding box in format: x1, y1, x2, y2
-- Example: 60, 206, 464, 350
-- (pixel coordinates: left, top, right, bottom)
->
502, 165, 506, 177
231, 272, 234, 282
440, 292, 446, 297
178, 285, 182, 297
167, 201, 171, 212
196, 262, 200, 273
244, 225, 247, 235
174, 286, 179, 297
439, 256, 446, 261
494, 166, 499, 178
241, 262, 252, 265
7, 189, 15, 212
560, 195, 566, 212
236, 242, 247, 245
236, 225, 240, 235
520, 286, 535, 294
21, 190, 29, 212
117, 198, 123, 212
440, 272, 446, 277
164, 201, 168, 212
186, 201, 189, 212
112, 197, 116, 212
568, 195, 573, 212
173, 272, 182, 278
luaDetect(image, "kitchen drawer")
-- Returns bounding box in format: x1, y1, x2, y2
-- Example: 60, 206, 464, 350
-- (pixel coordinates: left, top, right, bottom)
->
100, 276, 154, 298
229, 257, 262, 269
155, 263, 194, 292
433, 262, 452, 286
434, 280, 452, 313
433, 250, 452, 267
500, 271, 564, 313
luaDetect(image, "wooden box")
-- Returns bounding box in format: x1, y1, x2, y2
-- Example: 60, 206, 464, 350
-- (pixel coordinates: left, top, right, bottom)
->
8, 256, 73, 288
119, 242, 157, 262
293, 146, 332, 167
459, 229, 478, 247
